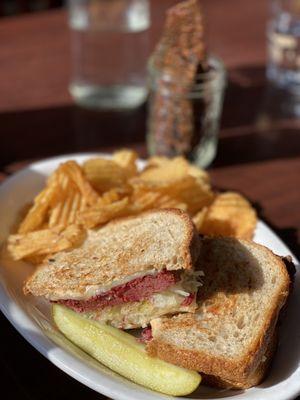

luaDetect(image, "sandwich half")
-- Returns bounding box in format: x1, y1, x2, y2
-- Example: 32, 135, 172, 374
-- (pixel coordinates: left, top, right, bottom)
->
147, 237, 292, 388
24, 209, 201, 329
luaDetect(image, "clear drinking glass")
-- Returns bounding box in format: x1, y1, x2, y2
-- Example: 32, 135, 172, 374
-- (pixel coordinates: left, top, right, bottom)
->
267, 0, 300, 92
147, 56, 226, 168
68, 0, 150, 109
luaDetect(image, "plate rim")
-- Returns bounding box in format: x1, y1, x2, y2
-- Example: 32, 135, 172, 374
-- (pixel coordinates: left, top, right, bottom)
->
0, 152, 299, 400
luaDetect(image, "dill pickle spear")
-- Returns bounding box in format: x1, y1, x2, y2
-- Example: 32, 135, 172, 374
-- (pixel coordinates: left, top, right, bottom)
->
52, 304, 201, 396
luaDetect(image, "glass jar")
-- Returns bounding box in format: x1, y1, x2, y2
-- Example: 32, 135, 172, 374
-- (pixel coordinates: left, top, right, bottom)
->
267, 0, 300, 91
147, 56, 226, 168
68, 0, 150, 110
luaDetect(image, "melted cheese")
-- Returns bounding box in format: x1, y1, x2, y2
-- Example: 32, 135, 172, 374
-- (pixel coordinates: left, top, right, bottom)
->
83, 289, 197, 329
77, 269, 158, 300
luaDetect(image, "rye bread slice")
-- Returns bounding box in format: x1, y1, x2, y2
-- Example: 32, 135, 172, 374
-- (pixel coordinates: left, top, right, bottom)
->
147, 237, 291, 388
24, 209, 200, 301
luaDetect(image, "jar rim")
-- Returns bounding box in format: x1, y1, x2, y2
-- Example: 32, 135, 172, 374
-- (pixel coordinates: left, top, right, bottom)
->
148, 55, 227, 90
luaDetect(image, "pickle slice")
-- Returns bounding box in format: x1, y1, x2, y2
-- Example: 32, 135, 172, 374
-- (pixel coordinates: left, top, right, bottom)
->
52, 304, 201, 396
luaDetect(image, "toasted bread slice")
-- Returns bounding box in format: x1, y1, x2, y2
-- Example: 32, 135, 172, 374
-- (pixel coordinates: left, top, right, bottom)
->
24, 209, 200, 301
201, 330, 278, 389
147, 238, 291, 388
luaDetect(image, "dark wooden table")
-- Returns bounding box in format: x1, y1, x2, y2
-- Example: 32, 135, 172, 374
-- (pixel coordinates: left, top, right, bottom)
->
0, 0, 299, 399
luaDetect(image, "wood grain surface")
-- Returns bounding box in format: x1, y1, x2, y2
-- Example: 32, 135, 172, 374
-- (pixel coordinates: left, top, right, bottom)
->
0, 0, 299, 399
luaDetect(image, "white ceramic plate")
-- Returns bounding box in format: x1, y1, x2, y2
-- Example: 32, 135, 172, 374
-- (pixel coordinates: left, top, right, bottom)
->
0, 153, 299, 400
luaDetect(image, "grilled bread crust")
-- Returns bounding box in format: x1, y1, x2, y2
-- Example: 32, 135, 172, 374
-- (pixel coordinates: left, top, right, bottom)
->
201, 330, 278, 388
24, 209, 200, 300
147, 238, 291, 389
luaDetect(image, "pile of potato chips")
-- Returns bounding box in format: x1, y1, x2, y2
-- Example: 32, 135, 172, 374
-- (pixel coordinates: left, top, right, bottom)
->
7, 149, 257, 263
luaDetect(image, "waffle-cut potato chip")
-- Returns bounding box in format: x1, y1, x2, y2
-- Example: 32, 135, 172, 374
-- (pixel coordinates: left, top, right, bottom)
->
154, 195, 187, 211
59, 161, 99, 206
9, 150, 258, 264
48, 168, 69, 193
100, 187, 132, 205
48, 202, 64, 228
48, 187, 82, 228
18, 184, 61, 234
165, 176, 214, 214
146, 156, 209, 184
145, 156, 170, 168
47, 171, 77, 228
8, 224, 86, 260
19, 161, 99, 234
131, 176, 213, 214
129, 189, 187, 213
192, 207, 208, 231
79, 197, 129, 229
131, 157, 213, 214
48, 178, 71, 228
68, 192, 82, 224
129, 190, 162, 213
83, 158, 128, 193
198, 192, 257, 239
129, 179, 171, 193
113, 149, 138, 177
188, 165, 210, 183
79, 195, 87, 212
139, 157, 189, 182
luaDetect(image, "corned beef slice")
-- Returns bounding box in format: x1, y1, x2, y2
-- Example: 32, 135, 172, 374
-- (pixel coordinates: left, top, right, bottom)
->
140, 326, 153, 342
181, 293, 195, 306
59, 270, 179, 312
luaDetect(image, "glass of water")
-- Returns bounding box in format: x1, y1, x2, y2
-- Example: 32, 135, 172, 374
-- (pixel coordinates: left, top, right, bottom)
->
68, 0, 150, 109
267, 0, 300, 92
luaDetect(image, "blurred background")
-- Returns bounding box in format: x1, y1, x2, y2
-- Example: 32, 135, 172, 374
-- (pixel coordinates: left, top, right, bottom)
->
0, 0, 299, 229
0, 0, 290, 169
0, 0, 299, 210
0, 0, 62, 16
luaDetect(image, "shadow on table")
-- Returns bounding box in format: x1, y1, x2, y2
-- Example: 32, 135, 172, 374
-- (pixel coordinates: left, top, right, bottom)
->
214, 64, 300, 168
0, 103, 146, 170
222, 64, 266, 129
0, 314, 105, 400
1, 64, 300, 171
